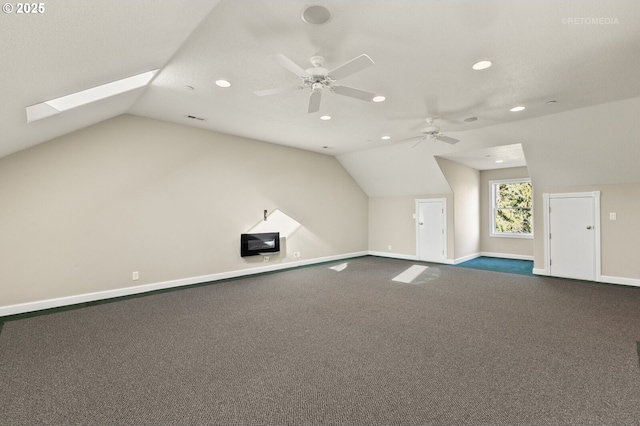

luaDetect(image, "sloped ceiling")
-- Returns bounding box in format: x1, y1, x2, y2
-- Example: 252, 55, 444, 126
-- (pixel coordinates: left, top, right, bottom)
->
0, 0, 221, 156
2, 1, 640, 197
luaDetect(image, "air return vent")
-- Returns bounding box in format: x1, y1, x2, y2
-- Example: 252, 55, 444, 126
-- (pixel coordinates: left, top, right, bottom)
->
184, 114, 206, 121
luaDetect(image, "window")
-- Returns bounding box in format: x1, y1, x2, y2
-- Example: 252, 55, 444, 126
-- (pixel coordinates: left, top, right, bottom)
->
490, 178, 532, 238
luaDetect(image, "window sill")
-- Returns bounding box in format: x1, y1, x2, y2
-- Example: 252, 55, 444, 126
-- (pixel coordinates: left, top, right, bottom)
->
490, 233, 533, 239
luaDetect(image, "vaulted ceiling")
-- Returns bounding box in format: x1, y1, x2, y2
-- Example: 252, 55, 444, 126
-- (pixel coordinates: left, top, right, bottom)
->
2, 1, 640, 196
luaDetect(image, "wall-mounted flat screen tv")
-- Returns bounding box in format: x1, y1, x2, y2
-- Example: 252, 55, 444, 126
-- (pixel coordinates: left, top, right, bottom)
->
240, 232, 280, 257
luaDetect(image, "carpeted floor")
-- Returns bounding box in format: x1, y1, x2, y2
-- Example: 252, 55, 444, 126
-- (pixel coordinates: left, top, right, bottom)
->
456, 256, 534, 276
1, 256, 640, 425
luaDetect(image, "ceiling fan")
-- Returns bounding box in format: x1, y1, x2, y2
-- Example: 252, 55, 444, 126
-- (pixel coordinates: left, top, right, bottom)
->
255, 54, 378, 113
397, 117, 460, 148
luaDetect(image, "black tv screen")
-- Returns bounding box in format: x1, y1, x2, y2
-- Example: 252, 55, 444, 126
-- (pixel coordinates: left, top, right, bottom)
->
241, 232, 280, 257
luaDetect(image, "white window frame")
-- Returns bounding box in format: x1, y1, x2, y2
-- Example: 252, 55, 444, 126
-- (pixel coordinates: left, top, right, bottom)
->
489, 178, 533, 239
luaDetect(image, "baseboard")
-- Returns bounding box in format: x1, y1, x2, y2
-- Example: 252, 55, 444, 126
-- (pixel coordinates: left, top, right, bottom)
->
0, 251, 368, 317
480, 252, 534, 261
368, 251, 418, 261
453, 253, 481, 265
532, 268, 548, 276
531, 270, 640, 287
598, 275, 640, 287
368, 251, 458, 264
7, 253, 636, 318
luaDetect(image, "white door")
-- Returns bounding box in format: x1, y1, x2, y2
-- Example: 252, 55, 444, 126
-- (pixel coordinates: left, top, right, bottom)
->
416, 199, 446, 262
549, 196, 597, 280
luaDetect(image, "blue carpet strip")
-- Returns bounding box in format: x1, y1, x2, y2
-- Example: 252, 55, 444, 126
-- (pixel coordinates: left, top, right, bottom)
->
456, 256, 533, 276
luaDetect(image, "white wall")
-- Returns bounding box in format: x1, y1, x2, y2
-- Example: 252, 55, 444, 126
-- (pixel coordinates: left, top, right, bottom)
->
0, 115, 369, 309
368, 194, 454, 260
436, 158, 480, 262
533, 183, 640, 281
480, 167, 534, 259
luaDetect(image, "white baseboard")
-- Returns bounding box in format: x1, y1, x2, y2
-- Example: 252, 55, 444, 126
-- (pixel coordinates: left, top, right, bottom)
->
6, 253, 638, 318
531, 269, 640, 287
480, 252, 534, 261
0, 251, 368, 317
532, 268, 548, 276
369, 251, 458, 264
453, 253, 481, 265
598, 275, 640, 287
368, 251, 418, 261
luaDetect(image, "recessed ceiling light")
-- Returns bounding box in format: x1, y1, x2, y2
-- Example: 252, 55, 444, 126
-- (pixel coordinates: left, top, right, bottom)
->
372, 95, 386, 103
26, 69, 159, 123
510, 106, 526, 112
495, 160, 505, 163
464, 116, 479, 123
472, 60, 492, 70
301, 5, 331, 24
215, 79, 231, 88
381, 136, 391, 140
320, 115, 331, 120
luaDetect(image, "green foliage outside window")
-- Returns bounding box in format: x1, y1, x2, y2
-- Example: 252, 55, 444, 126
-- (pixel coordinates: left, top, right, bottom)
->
494, 182, 532, 234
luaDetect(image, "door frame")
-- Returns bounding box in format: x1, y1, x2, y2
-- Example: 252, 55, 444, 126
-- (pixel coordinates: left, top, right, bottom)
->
542, 191, 601, 280
415, 198, 447, 263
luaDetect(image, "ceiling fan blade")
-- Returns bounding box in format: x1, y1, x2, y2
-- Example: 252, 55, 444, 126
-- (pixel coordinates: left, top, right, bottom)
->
272, 54, 310, 79
254, 85, 299, 96
308, 91, 321, 113
328, 54, 374, 80
408, 139, 425, 150
332, 85, 376, 102
394, 135, 424, 144
435, 135, 459, 144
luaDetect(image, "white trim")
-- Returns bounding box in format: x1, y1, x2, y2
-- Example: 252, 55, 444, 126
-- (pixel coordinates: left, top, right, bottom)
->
368, 251, 418, 261
370, 251, 453, 264
5, 251, 638, 318
0, 251, 368, 317
489, 178, 533, 238
453, 253, 480, 265
598, 275, 640, 287
542, 193, 551, 276
543, 191, 601, 281
480, 252, 534, 261
532, 271, 640, 287
415, 198, 448, 263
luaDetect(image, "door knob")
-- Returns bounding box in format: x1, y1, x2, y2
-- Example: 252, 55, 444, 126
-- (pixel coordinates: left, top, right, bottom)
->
419, 222, 424, 225
586, 226, 592, 229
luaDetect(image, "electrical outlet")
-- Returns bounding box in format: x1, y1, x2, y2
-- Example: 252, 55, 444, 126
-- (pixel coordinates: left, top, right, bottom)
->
294, 251, 301, 258
263, 256, 270, 263
388, 245, 392, 251
610, 212, 617, 220
132, 271, 139, 280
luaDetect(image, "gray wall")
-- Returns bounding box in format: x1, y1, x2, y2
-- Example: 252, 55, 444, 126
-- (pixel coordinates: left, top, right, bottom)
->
0, 115, 369, 307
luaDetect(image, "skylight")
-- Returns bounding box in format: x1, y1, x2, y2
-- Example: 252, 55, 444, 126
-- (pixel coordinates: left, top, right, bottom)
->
26, 69, 159, 123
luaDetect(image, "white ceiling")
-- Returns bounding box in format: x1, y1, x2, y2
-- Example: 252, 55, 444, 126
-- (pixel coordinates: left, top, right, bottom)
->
2, 0, 640, 195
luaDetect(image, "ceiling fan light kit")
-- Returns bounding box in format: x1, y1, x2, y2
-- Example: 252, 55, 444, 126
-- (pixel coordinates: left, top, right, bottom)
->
255, 53, 378, 114
255, 51, 459, 146
395, 117, 460, 148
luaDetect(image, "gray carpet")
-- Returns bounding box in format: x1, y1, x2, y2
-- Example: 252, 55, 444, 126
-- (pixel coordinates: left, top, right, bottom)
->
1, 256, 640, 425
